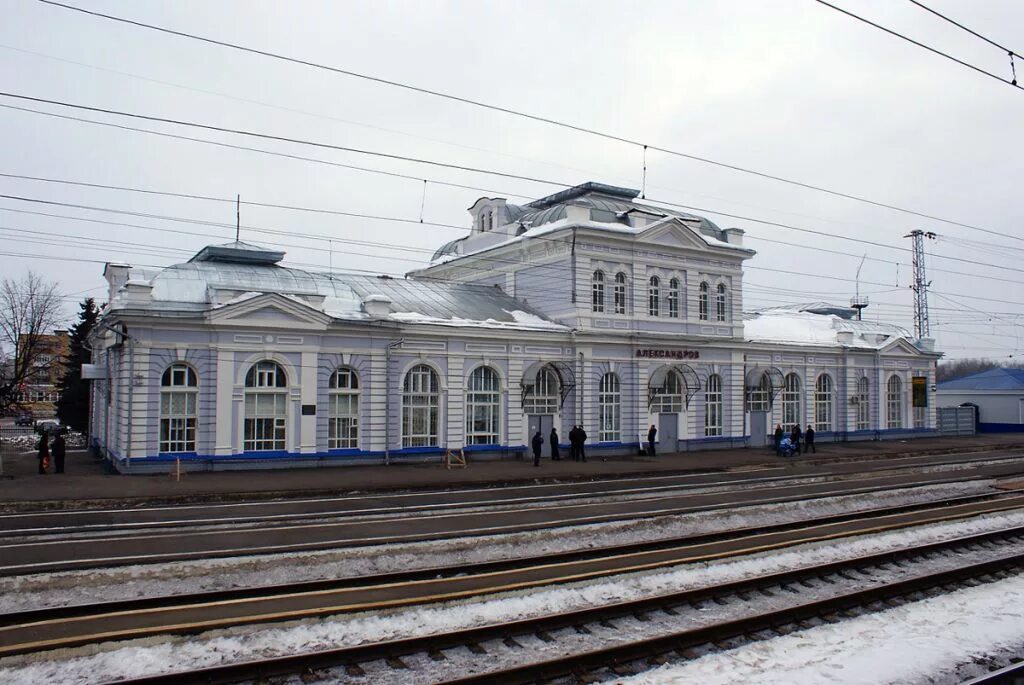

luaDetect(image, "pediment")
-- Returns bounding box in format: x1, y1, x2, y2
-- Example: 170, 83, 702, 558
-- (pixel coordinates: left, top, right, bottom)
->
635, 218, 716, 251
878, 337, 925, 356
208, 293, 329, 330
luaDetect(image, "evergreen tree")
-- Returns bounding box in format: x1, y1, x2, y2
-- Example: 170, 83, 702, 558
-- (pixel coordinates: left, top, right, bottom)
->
56, 298, 99, 433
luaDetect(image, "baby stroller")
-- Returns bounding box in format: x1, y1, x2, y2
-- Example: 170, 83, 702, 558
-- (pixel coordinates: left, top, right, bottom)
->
779, 436, 797, 457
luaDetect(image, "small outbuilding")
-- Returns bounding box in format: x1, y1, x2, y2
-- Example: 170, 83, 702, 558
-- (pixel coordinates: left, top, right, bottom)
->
937, 368, 1024, 432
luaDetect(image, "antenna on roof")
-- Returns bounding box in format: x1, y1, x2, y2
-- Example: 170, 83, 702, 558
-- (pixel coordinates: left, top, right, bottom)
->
851, 253, 869, 320
235, 194, 241, 242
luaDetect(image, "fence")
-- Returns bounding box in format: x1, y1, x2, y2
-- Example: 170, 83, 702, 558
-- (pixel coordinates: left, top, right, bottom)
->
936, 406, 976, 436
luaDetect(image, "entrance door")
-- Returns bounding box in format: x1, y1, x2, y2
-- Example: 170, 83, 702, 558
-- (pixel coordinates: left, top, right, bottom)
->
749, 411, 768, 447
528, 415, 554, 447
658, 413, 678, 455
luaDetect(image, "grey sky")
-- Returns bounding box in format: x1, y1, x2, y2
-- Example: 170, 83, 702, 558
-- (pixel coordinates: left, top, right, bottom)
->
1, 0, 1021, 359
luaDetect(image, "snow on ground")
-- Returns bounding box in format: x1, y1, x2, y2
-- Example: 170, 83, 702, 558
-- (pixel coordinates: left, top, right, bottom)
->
620, 574, 1024, 685
2, 507, 1024, 684
0, 481, 995, 612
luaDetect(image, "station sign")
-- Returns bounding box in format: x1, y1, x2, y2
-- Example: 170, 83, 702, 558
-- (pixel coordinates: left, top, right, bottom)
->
635, 349, 700, 360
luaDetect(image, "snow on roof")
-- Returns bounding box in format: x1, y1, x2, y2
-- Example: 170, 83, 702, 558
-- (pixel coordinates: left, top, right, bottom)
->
744, 307, 915, 350
937, 367, 1024, 391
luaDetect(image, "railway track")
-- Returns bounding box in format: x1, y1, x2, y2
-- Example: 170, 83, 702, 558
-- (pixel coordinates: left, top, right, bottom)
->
91, 524, 1024, 684
3, 491, 1023, 660
5, 459, 1024, 576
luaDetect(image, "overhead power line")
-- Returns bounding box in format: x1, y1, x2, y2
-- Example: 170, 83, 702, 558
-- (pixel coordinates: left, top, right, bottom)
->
814, 0, 1024, 93
907, 0, 1021, 62
32, 0, 1024, 228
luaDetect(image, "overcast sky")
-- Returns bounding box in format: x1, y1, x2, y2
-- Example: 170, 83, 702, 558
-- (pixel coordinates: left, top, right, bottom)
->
1, 0, 1021, 360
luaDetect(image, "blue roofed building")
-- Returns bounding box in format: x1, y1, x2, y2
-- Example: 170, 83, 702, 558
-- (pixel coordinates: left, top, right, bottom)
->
937, 368, 1024, 431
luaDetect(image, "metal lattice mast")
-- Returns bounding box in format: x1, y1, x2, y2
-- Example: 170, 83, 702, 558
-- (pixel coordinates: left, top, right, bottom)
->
904, 230, 936, 338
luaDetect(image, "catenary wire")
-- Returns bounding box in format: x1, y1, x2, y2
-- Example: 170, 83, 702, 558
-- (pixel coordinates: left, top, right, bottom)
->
906, 0, 1021, 58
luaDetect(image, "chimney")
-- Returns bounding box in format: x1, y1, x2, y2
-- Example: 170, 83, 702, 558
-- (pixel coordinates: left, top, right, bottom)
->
362, 294, 392, 318
103, 263, 133, 302
723, 228, 745, 246
836, 330, 854, 345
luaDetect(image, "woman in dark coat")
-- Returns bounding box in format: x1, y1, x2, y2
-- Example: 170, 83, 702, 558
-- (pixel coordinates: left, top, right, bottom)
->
550, 428, 560, 460
37, 432, 50, 475
52, 433, 67, 474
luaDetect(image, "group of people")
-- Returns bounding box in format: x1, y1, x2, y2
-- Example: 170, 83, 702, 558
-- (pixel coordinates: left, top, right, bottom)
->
774, 423, 816, 457
36, 431, 67, 474
531, 425, 588, 466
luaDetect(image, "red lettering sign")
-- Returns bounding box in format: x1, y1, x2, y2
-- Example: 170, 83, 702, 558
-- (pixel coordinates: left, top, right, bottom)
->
635, 349, 700, 360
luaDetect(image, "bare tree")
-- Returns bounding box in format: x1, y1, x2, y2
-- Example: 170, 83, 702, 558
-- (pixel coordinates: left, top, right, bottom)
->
0, 272, 63, 413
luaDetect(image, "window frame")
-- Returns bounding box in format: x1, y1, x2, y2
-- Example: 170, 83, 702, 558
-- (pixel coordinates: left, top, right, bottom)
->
402, 364, 441, 448
613, 272, 627, 315
648, 276, 660, 317
716, 283, 727, 322
699, 281, 710, 321
856, 377, 870, 431
159, 362, 198, 453
465, 366, 501, 446
243, 360, 288, 452
814, 373, 833, 432
782, 372, 801, 426
598, 372, 621, 442
667, 278, 680, 318
592, 270, 606, 313
886, 375, 903, 429
328, 366, 360, 450
705, 374, 723, 437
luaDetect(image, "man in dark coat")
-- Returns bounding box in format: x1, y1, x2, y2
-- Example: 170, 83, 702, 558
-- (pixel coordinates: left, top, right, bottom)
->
805, 424, 816, 453
647, 424, 657, 456
36, 432, 50, 475
773, 424, 784, 455
531, 431, 544, 467
577, 426, 588, 462
568, 425, 579, 461
52, 432, 67, 474
791, 424, 802, 455
550, 427, 560, 461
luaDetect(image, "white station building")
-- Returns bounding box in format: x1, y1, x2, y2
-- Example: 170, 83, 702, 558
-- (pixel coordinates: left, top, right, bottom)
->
87, 182, 941, 472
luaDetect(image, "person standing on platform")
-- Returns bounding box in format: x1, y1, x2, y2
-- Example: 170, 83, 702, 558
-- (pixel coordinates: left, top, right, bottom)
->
578, 426, 588, 462
52, 432, 66, 474
774, 424, 784, 455
550, 427, 560, 461
647, 424, 657, 456
531, 430, 544, 467
791, 424, 802, 455
36, 432, 50, 475
805, 424, 816, 454
569, 425, 579, 461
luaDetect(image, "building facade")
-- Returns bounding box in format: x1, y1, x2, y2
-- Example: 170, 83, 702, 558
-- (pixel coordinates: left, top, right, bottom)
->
15, 330, 68, 416
87, 183, 941, 473
937, 368, 1024, 431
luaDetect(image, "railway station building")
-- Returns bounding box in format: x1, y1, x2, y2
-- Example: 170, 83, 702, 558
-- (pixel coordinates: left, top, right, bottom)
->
87, 182, 941, 472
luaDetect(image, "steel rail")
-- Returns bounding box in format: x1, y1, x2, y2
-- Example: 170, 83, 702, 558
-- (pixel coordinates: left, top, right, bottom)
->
961, 660, 1024, 684
0, 487, 1015, 627
98, 528, 1024, 684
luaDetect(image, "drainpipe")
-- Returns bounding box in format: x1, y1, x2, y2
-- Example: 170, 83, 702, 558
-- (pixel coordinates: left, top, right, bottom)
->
126, 335, 134, 468
578, 349, 584, 427
384, 338, 403, 466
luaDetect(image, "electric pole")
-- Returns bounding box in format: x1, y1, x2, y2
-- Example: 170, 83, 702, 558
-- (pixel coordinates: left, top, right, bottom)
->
904, 230, 936, 339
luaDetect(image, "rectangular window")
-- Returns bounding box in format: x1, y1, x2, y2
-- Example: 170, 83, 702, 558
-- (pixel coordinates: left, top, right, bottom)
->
243, 417, 286, 451
159, 390, 197, 452
328, 394, 359, 449
705, 376, 723, 437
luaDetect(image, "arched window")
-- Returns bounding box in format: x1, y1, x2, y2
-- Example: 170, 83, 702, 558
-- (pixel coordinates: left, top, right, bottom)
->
699, 281, 710, 320
856, 377, 870, 431
328, 367, 359, 449
403, 364, 441, 448
524, 367, 560, 414
668, 278, 680, 318
613, 272, 627, 314
648, 276, 660, 316
716, 283, 727, 322
466, 366, 500, 445
598, 373, 621, 442
244, 361, 287, 452
814, 374, 834, 432
705, 374, 723, 436
592, 270, 606, 313
747, 373, 771, 412
782, 373, 801, 426
652, 370, 684, 413
160, 363, 197, 453
887, 376, 903, 429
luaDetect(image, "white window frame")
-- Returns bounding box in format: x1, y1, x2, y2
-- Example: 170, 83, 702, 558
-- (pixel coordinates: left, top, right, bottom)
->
887, 375, 903, 429
716, 283, 727, 322
814, 374, 833, 432
613, 272, 627, 315
668, 278, 680, 318
747, 373, 771, 412
244, 361, 288, 452
856, 377, 870, 430
705, 374, 723, 436
699, 281, 709, 321
328, 367, 359, 449
403, 364, 440, 448
598, 372, 621, 442
782, 372, 801, 426
523, 367, 560, 414
592, 270, 605, 313
652, 370, 684, 413
466, 366, 501, 445
160, 363, 197, 453
648, 276, 660, 316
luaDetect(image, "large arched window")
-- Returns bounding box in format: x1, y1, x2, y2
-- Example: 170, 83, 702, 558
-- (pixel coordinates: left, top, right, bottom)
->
699, 281, 710, 321
648, 276, 660, 316
524, 367, 559, 414
244, 361, 287, 452
652, 370, 684, 413
328, 367, 359, 449
403, 364, 441, 448
856, 377, 870, 431
782, 373, 801, 426
668, 278, 681, 318
705, 374, 723, 436
592, 270, 606, 313
747, 373, 771, 412
814, 374, 834, 432
716, 283, 727, 322
466, 366, 500, 445
598, 373, 621, 442
613, 272, 627, 314
160, 363, 197, 453
887, 376, 903, 429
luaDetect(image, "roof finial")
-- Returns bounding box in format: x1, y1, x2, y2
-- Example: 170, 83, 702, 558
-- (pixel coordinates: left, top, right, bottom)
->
235, 194, 241, 242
